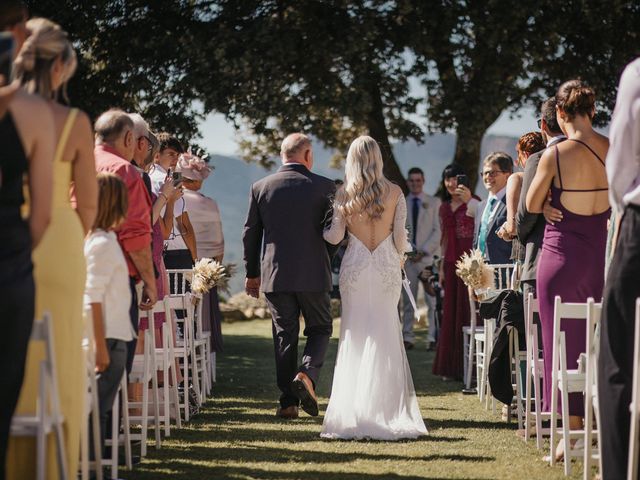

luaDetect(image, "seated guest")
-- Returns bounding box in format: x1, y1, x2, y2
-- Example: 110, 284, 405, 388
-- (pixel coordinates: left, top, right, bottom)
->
84, 173, 135, 462
461, 152, 513, 264
177, 152, 225, 354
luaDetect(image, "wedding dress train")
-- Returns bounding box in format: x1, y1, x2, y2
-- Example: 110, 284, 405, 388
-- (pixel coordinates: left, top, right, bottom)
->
321, 196, 428, 440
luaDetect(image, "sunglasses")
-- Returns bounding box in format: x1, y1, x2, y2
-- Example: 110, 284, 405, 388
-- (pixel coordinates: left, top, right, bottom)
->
536, 118, 542, 129
481, 170, 507, 178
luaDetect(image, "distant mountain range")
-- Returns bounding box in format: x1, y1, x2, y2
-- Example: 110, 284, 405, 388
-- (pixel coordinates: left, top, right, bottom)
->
202, 132, 519, 294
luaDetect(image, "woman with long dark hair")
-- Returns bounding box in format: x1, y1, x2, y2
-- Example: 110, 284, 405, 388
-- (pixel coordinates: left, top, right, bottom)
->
432, 164, 477, 380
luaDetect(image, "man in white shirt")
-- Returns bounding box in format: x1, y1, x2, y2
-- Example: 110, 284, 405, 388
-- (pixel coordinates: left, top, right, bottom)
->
464, 152, 513, 265
598, 57, 640, 480
402, 167, 441, 350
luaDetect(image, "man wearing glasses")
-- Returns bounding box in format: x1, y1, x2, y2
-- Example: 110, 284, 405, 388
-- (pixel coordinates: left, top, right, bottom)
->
461, 152, 513, 264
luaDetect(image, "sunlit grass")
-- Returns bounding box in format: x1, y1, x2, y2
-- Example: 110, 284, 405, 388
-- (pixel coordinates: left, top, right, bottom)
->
122, 318, 581, 479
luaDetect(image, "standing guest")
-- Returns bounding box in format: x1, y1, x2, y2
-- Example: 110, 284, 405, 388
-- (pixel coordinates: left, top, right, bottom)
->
0, 4, 54, 477
149, 133, 198, 269
432, 164, 477, 380
8, 17, 97, 480
527, 79, 610, 460
598, 58, 640, 480
516, 98, 566, 301
496, 132, 545, 263
462, 152, 513, 265
402, 167, 441, 350
242, 133, 335, 419
94, 109, 156, 376
177, 152, 225, 354
83, 173, 135, 462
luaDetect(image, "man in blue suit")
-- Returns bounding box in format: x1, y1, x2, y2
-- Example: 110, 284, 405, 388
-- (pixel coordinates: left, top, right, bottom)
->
466, 152, 513, 265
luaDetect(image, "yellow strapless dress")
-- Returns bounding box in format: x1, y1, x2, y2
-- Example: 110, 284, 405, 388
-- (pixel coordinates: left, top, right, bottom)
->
7, 109, 86, 479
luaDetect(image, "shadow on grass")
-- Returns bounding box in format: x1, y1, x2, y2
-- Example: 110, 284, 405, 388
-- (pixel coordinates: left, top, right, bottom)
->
126, 462, 484, 480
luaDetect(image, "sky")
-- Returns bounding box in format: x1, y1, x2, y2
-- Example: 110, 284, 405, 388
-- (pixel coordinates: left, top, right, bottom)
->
198, 106, 540, 157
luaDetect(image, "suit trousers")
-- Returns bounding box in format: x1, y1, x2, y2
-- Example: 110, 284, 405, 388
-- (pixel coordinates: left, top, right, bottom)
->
126, 276, 139, 375
402, 261, 436, 344
598, 205, 640, 480
264, 292, 333, 408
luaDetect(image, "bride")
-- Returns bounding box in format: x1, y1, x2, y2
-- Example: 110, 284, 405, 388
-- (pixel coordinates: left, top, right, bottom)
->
321, 136, 428, 440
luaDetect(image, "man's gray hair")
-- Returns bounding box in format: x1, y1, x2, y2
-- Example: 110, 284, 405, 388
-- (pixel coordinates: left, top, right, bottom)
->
128, 113, 150, 139
95, 109, 134, 144
280, 133, 311, 158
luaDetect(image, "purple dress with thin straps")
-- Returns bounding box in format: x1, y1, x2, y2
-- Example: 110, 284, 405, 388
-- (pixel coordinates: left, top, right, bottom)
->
537, 139, 610, 415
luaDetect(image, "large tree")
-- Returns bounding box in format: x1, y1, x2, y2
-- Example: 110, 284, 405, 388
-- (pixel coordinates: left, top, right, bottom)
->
191, 0, 422, 187
27, 0, 203, 139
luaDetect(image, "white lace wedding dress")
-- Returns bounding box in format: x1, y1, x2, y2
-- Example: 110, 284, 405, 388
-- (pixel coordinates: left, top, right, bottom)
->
320, 194, 428, 440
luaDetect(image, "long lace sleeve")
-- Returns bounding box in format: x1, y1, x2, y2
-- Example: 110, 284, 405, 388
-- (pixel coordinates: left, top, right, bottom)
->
393, 194, 412, 254
323, 208, 347, 245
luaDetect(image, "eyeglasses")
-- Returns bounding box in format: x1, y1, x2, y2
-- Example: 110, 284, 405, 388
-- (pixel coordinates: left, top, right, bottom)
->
138, 135, 153, 152
481, 170, 507, 178
536, 118, 542, 129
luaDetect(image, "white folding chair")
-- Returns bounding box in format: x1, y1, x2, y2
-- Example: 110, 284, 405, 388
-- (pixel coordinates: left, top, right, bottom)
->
476, 317, 496, 411
101, 373, 133, 479
584, 298, 602, 480
79, 315, 103, 480
508, 326, 525, 428
523, 293, 551, 448
627, 298, 640, 480
549, 296, 599, 475
192, 295, 211, 401
10, 313, 67, 480
128, 305, 162, 456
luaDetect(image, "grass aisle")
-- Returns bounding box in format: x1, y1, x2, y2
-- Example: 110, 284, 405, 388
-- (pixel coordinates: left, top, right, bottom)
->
123, 319, 581, 479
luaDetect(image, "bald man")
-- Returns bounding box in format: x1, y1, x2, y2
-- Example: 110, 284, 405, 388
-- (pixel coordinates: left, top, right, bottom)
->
242, 133, 336, 419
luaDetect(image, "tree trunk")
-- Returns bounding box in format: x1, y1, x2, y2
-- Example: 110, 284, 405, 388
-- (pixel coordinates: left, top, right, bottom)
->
366, 84, 408, 194
453, 123, 487, 192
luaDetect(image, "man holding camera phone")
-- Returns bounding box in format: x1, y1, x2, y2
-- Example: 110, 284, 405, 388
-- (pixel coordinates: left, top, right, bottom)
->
402, 167, 441, 350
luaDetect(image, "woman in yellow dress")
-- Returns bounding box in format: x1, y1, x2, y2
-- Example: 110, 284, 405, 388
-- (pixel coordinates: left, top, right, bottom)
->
7, 18, 97, 479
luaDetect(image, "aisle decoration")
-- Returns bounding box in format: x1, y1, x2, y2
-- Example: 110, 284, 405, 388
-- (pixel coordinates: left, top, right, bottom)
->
191, 259, 236, 296
455, 249, 495, 297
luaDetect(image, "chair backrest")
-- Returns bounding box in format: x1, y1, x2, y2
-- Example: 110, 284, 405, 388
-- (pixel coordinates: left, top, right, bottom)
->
487, 263, 516, 291
166, 269, 192, 296
166, 293, 195, 349
525, 292, 539, 341
552, 296, 601, 368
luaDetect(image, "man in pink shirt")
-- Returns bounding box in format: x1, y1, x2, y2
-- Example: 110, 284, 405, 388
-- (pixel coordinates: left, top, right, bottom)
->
94, 109, 156, 373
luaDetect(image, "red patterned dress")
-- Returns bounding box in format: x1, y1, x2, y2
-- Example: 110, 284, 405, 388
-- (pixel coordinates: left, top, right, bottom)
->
432, 201, 475, 379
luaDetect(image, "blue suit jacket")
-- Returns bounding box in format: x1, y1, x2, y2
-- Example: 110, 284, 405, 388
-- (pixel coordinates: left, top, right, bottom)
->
473, 196, 512, 265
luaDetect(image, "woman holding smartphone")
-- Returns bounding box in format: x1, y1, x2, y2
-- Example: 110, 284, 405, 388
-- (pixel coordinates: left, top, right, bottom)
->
432, 164, 477, 380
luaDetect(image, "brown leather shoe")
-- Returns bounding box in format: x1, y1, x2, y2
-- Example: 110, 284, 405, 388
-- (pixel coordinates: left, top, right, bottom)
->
275, 405, 299, 419
291, 372, 319, 416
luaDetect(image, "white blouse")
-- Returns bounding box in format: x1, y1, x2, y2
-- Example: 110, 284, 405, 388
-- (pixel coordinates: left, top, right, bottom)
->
182, 189, 225, 259
84, 230, 135, 342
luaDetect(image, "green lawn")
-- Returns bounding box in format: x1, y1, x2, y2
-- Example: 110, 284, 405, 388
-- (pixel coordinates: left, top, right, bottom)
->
122, 318, 581, 479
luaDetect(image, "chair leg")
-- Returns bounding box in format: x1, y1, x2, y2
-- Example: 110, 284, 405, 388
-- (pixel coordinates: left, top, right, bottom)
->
110, 390, 120, 480
120, 375, 132, 469
550, 351, 559, 465
163, 356, 170, 437
560, 335, 572, 476
141, 339, 149, 457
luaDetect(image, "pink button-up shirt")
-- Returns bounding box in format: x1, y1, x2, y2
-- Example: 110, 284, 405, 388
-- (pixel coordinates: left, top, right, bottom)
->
94, 144, 152, 278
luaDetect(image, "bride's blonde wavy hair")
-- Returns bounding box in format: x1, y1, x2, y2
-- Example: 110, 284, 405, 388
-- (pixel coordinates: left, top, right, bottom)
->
13, 17, 77, 102
335, 136, 391, 220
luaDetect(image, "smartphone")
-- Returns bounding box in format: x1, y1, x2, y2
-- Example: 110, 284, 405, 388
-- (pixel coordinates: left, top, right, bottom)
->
0, 33, 14, 83
172, 171, 183, 186
456, 174, 469, 188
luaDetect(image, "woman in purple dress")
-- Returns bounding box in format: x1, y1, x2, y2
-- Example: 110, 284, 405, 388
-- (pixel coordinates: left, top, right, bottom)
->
526, 80, 610, 459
